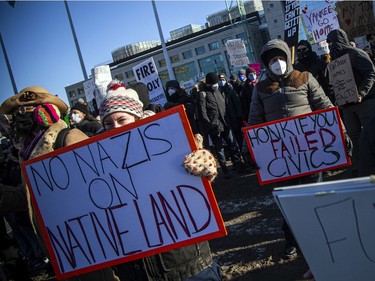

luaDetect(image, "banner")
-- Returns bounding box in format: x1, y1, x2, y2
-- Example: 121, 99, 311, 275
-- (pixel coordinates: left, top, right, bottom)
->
243, 107, 350, 185
336, 1, 375, 39
225, 39, 250, 67
301, 2, 340, 44
284, 0, 300, 47
273, 176, 375, 281
132, 57, 167, 106
92, 65, 112, 108
21, 106, 226, 279
328, 54, 360, 106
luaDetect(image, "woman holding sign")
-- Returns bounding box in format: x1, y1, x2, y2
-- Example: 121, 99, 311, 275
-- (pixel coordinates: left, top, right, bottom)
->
99, 82, 222, 281
246, 39, 352, 261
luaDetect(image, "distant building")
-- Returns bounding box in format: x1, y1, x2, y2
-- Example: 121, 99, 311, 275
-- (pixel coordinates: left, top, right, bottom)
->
170, 24, 203, 40
111, 41, 160, 62
261, 1, 285, 40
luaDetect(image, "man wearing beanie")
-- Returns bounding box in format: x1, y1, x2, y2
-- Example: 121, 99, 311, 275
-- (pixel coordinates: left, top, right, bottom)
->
197, 72, 243, 177
246, 39, 352, 262
99, 80, 222, 281
70, 101, 102, 136
0, 86, 119, 281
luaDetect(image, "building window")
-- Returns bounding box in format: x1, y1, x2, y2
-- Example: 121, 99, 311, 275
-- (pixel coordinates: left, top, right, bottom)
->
198, 54, 225, 76
69, 90, 76, 98
222, 37, 233, 46
173, 61, 197, 83
182, 50, 193, 59
278, 35, 282, 39
115, 74, 124, 81
77, 87, 84, 95
170, 54, 180, 63
158, 59, 166, 67
125, 70, 134, 78
208, 42, 219, 51
274, 19, 278, 24
195, 46, 205, 55
270, 3, 273, 8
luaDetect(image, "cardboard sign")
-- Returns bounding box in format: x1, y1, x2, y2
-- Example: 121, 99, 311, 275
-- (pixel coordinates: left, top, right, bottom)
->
328, 54, 360, 106
132, 57, 167, 106
336, 1, 375, 39
284, 0, 300, 47
21, 106, 226, 279
225, 39, 250, 67
92, 65, 112, 108
301, 2, 340, 44
243, 107, 350, 186
273, 176, 375, 281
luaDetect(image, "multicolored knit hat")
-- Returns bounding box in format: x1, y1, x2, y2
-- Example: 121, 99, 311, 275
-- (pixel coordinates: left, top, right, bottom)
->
33, 103, 61, 127
99, 87, 143, 121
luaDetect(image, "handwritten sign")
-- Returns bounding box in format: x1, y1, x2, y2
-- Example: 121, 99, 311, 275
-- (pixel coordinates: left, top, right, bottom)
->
83, 79, 95, 102
284, 0, 300, 47
21, 106, 226, 279
273, 176, 375, 281
301, 2, 340, 43
336, 1, 375, 39
328, 54, 360, 106
243, 107, 350, 186
132, 57, 167, 106
225, 39, 250, 67
93, 65, 112, 108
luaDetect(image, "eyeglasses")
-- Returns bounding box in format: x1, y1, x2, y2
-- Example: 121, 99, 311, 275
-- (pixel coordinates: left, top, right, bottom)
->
297, 48, 308, 53
18, 105, 36, 115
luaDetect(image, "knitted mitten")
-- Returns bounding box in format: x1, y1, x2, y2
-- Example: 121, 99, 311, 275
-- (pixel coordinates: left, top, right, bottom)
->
183, 134, 218, 181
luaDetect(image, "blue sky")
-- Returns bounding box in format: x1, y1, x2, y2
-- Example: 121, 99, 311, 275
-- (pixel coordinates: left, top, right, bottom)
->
0, 0, 229, 105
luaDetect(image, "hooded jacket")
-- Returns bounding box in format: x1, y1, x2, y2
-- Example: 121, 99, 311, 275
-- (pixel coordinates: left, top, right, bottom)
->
248, 39, 333, 125
327, 29, 375, 100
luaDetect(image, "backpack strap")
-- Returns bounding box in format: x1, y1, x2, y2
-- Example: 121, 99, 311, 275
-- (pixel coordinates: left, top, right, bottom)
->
54, 128, 70, 150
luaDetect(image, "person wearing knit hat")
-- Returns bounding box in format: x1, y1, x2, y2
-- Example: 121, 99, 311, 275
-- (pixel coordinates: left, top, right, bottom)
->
0, 87, 121, 281
197, 72, 244, 178
99, 80, 222, 281
70, 101, 102, 136
128, 82, 164, 113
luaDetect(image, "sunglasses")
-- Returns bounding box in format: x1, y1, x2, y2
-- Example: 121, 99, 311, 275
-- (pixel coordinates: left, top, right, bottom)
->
297, 48, 308, 53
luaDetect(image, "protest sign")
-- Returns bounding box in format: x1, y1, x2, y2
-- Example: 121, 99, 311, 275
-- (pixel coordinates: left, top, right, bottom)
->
21, 106, 226, 279
132, 57, 167, 106
180, 79, 195, 95
336, 1, 375, 39
225, 39, 250, 67
284, 0, 300, 47
83, 79, 95, 102
243, 107, 350, 186
301, 2, 339, 44
328, 54, 360, 106
273, 176, 375, 281
311, 40, 329, 56
93, 65, 112, 108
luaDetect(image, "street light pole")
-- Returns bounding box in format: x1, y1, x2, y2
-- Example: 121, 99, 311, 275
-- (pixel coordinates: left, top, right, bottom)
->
151, 0, 175, 81
0, 31, 18, 94
64, 0, 88, 81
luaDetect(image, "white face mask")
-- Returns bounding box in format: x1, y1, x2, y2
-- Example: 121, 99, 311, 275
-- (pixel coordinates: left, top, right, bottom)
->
168, 89, 177, 95
270, 59, 287, 76
71, 113, 82, 124
211, 84, 219, 91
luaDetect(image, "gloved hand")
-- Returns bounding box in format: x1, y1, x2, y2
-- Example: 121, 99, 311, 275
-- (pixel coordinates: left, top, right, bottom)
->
183, 134, 218, 181
344, 132, 353, 158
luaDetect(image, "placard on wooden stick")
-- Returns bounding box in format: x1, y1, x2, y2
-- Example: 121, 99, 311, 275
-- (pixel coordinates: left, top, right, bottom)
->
243, 107, 351, 186
21, 106, 226, 279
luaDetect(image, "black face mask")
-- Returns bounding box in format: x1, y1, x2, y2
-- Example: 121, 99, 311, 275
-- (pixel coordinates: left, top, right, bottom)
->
329, 44, 340, 60
297, 49, 310, 62
13, 112, 37, 135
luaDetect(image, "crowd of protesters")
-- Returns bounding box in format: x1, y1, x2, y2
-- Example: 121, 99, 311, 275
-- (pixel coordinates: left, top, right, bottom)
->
0, 28, 375, 280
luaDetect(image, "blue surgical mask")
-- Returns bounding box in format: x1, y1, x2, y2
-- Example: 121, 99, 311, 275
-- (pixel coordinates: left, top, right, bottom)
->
239, 75, 246, 82
248, 73, 257, 81
219, 80, 226, 87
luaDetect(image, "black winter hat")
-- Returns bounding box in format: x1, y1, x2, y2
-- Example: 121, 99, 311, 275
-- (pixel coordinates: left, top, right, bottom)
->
71, 103, 89, 115
165, 80, 181, 90
205, 72, 219, 84
128, 82, 150, 109
298, 40, 312, 52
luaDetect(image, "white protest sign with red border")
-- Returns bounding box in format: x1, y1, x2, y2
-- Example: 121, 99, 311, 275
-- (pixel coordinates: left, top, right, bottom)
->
243, 107, 351, 186
21, 106, 226, 279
